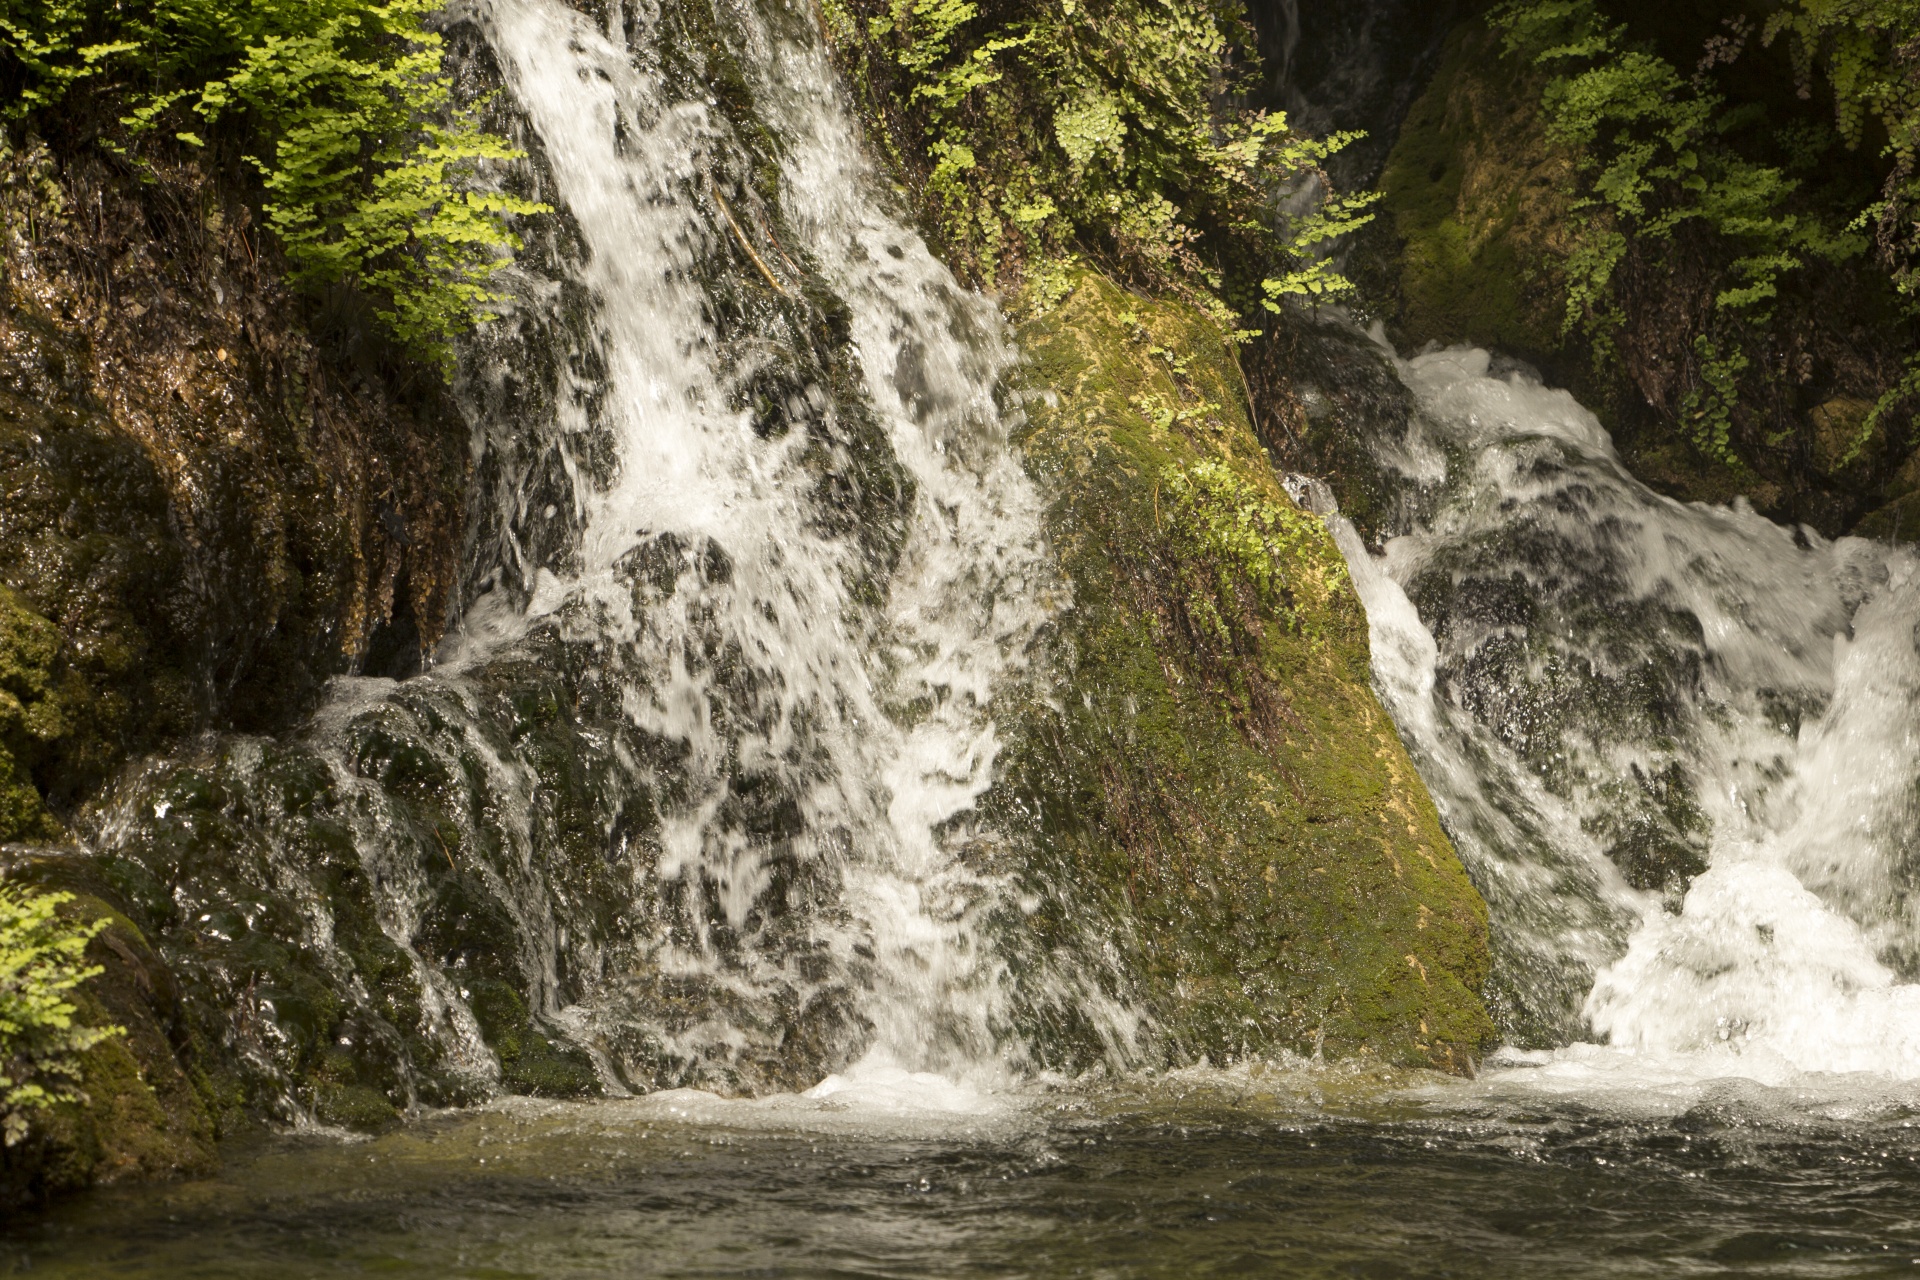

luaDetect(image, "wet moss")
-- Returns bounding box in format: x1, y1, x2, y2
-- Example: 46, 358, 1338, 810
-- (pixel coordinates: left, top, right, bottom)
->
308, 1082, 401, 1134
0, 882, 218, 1208
468, 981, 599, 1099
1371, 25, 1573, 365
1855, 489, 1920, 543
0, 585, 73, 841
989, 271, 1494, 1072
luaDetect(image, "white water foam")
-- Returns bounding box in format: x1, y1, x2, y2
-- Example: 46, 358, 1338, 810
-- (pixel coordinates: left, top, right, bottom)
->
466, 0, 1067, 1089
1335, 343, 1920, 1088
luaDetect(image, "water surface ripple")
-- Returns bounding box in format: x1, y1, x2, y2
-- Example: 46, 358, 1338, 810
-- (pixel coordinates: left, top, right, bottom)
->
10, 1067, 1920, 1278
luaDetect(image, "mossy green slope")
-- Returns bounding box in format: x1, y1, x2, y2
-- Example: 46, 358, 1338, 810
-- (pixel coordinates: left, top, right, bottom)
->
990, 272, 1493, 1072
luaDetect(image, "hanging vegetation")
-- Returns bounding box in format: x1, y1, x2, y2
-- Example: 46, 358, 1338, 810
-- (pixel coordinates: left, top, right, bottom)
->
0, 0, 546, 365
0, 881, 113, 1148
818, 0, 1378, 326
1491, 0, 1920, 468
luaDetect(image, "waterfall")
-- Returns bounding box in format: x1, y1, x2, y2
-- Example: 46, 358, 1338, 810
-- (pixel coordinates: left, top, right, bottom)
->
1330, 339, 1920, 1079
80, 0, 1077, 1113
470, 0, 1057, 1081
69, 0, 1919, 1113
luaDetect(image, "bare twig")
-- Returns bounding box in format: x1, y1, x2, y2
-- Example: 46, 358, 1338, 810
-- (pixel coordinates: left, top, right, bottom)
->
710, 179, 792, 300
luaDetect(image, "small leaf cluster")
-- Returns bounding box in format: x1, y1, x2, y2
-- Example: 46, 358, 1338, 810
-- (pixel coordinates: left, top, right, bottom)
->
0, 0, 547, 366
0, 881, 114, 1148
1159, 459, 1347, 647
819, 0, 1377, 325
1765, 0, 1920, 285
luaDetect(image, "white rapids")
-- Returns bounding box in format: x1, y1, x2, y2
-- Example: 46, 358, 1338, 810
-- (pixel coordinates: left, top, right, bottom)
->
1332, 341, 1920, 1085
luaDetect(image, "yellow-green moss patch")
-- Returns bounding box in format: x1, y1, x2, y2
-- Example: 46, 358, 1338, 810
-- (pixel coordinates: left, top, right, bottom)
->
990, 271, 1493, 1072
1376, 25, 1573, 362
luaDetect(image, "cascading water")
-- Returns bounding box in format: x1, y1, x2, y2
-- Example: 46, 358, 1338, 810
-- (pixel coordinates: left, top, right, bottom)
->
76, 0, 1089, 1116
465, 0, 1062, 1086
1322, 336, 1920, 1080
25, 6, 1920, 1273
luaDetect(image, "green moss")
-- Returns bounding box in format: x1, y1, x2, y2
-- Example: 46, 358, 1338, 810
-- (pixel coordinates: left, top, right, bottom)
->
1854, 489, 1920, 542
1374, 25, 1573, 364
991, 271, 1494, 1072
467, 980, 600, 1099
309, 1082, 401, 1134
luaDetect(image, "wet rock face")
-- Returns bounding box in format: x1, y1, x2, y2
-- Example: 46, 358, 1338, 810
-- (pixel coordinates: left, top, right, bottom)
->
0, 0, 1501, 1208
0, 134, 471, 841
1245, 0, 1463, 188
1243, 315, 1437, 551
1, 0, 922, 1175
987, 272, 1494, 1073
0, 122, 470, 1202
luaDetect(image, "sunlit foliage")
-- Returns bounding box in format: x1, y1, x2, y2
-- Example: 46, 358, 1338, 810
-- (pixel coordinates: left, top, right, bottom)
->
819, 0, 1378, 326
0, 0, 546, 365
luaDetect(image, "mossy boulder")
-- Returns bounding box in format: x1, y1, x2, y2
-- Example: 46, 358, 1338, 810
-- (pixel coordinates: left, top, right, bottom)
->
1809, 397, 1879, 481
0, 877, 219, 1209
467, 980, 600, 1099
1854, 444, 1920, 542
1373, 24, 1575, 365
988, 272, 1494, 1072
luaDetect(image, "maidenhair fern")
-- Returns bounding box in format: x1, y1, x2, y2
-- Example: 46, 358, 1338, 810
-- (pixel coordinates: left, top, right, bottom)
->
0, 882, 114, 1147
0, 0, 547, 367
821, 0, 1376, 327
1493, 0, 1920, 468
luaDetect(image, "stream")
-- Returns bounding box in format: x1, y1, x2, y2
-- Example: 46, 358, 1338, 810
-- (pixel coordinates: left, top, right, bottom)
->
6, 0, 1920, 1272
9, 1065, 1920, 1277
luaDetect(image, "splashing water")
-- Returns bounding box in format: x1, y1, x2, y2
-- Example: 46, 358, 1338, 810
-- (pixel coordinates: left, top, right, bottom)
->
1330, 341, 1920, 1081
77, 0, 1077, 1113
474, 0, 1057, 1083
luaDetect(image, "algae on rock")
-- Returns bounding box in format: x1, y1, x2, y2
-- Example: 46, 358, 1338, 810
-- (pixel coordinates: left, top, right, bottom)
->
988, 271, 1493, 1072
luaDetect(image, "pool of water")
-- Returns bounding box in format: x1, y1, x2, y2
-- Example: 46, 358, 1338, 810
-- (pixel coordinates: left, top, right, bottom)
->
9, 1056, 1920, 1279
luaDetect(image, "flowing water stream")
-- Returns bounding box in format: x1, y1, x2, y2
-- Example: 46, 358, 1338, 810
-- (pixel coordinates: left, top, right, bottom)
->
1331, 340, 1920, 1082
70, 0, 1101, 1111
8, 0, 1920, 1273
